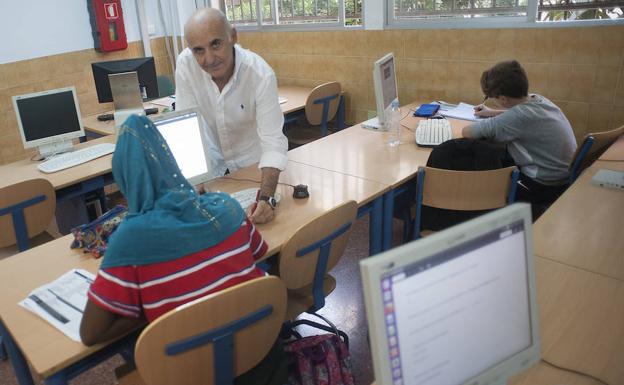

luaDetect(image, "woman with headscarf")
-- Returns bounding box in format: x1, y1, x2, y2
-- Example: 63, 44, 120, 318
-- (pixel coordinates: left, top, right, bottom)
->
79, 115, 268, 345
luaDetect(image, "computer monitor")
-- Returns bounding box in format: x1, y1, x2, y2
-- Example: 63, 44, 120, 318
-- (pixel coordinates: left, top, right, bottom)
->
12, 86, 85, 157
91, 57, 158, 103
373, 53, 399, 129
360, 203, 540, 385
152, 110, 213, 186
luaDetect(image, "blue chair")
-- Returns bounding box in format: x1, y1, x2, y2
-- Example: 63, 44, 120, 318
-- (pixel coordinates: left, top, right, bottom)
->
131, 276, 286, 385
285, 82, 342, 146
0, 178, 56, 361
278, 200, 358, 345
413, 166, 519, 239
568, 125, 624, 184
0, 178, 56, 254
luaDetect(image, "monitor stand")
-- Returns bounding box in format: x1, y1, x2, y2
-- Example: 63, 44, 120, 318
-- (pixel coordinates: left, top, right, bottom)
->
114, 108, 145, 129
38, 139, 73, 158
361, 116, 386, 131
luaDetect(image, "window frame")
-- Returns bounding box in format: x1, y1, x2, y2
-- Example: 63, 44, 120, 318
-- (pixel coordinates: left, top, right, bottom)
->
224, 0, 363, 31
386, 0, 624, 29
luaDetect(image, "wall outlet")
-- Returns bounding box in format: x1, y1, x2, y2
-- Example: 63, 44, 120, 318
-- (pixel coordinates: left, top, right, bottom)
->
147, 24, 156, 35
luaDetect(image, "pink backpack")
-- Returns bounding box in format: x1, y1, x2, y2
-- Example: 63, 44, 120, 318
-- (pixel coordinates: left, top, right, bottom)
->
284, 334, 355, 385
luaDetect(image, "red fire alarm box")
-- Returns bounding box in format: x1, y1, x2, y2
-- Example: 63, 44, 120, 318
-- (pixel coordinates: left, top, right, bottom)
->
87, 0, 128, 52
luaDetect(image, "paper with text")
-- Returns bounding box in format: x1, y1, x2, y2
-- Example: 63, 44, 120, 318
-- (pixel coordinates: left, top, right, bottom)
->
19, 269, 94, 342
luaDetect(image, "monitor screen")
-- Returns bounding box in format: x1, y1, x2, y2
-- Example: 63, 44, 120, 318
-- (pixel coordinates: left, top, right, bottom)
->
12, 87, 84, 149
92, 57, 158, 103
361, 204, 539, 385
152, 111, 212, 186
373, 53, 398, 126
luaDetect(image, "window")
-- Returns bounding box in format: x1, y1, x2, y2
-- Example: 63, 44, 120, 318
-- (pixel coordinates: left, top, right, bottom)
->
222, 0, 362, 27
390, 0, 623, 23
394, 0, 528, 20
537, 0, 623, 21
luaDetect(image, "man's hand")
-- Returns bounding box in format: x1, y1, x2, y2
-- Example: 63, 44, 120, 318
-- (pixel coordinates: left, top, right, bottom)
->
247, 200, 274, 224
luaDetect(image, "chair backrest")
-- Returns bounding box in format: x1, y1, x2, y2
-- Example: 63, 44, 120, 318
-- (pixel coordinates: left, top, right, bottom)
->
414, 166, 519, 239
305, 82, 341, 134
278, 201, 358, 308
569, 125, 624, 183
134, 276, 287, 385
0, 179, 56, 251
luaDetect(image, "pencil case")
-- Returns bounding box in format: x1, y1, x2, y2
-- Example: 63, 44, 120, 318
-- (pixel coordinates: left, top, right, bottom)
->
414, 104, 440, 117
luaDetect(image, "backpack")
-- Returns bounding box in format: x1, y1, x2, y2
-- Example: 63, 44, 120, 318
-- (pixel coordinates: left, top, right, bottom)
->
284, 334, 355, 385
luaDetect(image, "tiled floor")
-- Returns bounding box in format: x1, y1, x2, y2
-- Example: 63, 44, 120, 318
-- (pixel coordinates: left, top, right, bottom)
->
0, 215, 403, 385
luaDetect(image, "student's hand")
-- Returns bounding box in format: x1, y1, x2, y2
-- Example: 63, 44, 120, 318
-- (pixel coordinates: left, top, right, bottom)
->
247, 200, 275, 224
474, 104, 506, 118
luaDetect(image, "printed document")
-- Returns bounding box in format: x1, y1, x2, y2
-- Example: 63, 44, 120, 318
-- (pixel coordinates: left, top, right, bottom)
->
437, 102, 487, 122
19, 269, 94, 342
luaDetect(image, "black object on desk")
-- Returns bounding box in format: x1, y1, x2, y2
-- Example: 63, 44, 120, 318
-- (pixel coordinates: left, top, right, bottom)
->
97, 113, 114, 121
97, 108, 158, 122
293, 184, 309, 199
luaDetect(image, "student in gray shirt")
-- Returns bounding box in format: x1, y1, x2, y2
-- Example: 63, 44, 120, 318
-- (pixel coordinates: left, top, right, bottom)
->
463, 60, 577, 205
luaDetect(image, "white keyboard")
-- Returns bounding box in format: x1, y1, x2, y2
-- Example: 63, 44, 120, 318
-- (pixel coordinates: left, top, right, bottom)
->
415, 119, 452, 146
38, 143, 116, 173
230, 188, 282, 210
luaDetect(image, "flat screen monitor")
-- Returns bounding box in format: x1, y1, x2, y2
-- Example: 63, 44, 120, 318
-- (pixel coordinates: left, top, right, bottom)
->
12, 86, 85, 157
92, 57, 158, 103
360, 203, 540, 385
373, 53, 398, 129
152, 110, 213, 186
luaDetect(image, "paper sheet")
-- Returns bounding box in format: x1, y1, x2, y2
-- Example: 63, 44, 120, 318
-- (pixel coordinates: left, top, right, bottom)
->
19, 269, 95, 342
437, 102, 487, 122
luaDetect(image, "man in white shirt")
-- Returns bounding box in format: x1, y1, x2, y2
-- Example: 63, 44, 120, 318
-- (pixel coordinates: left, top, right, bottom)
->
176, 7, 288, 224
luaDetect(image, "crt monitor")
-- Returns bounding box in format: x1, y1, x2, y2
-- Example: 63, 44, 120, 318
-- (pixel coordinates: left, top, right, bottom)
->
12, 86, 85, 157
373, 53, 399, 129
91, 57, 158, 103
151, 110, 213, 186
360, 203, 540, 385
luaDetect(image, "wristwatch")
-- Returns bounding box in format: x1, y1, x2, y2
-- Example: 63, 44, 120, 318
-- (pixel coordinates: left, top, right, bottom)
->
258, 195, 277, 210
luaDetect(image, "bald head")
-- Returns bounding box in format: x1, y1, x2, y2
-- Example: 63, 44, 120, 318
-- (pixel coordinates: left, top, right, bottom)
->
185, 8, 232, 38
183, 8, 238, 88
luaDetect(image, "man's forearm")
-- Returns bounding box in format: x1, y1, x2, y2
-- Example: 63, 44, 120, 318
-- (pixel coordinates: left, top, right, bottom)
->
259, 167, 280, 197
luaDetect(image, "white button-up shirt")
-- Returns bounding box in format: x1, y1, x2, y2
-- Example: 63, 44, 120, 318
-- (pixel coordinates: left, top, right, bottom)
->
175, 44, 288, 178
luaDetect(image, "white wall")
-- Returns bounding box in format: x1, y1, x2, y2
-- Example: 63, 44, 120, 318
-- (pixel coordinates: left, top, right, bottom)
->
0, 0, 198, 65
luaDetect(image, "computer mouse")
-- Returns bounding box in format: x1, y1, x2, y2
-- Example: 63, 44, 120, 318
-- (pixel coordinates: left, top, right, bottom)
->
293, 184, 309, 199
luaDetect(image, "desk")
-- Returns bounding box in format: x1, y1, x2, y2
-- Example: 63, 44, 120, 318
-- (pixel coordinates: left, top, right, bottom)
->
598, 133, 624, 161
0, 160, 386, 385
206, 160, 387, 256
533, 161, 624, 281
82, 86, 318, 137
0, 235, 137, 385
288, 103, 469, 249
530, 256, 624, 384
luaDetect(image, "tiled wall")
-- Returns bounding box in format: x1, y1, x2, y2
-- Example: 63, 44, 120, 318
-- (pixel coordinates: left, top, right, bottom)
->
2, 27, 623, 165
238, 25, 624, 142
0, 38, 174, 165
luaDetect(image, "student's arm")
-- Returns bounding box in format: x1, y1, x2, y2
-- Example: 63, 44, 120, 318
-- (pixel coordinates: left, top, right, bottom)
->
473, 104, 507, 118
462, 108, 523, 142
80, 301, 144, 346
80, 267, 144, 346
247, 218, 268, 260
